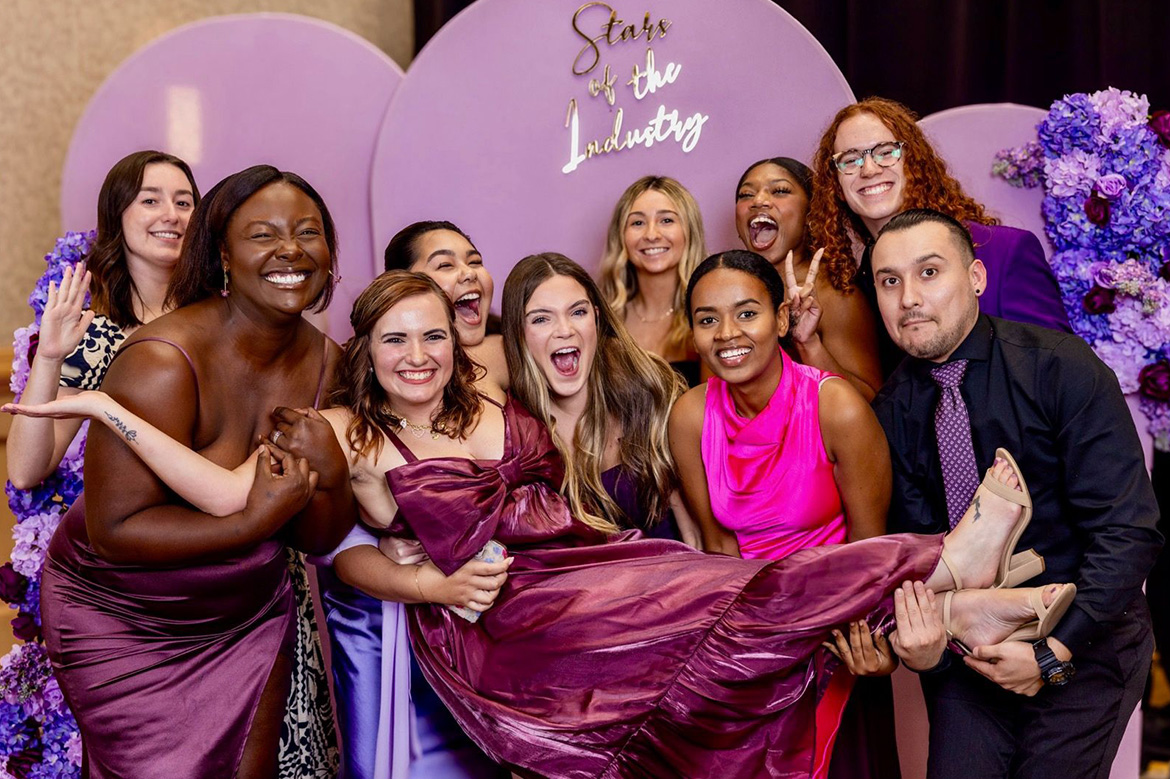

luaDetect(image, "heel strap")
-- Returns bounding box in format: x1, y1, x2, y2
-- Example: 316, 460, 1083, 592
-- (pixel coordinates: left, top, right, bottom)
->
939, 549, 962, 591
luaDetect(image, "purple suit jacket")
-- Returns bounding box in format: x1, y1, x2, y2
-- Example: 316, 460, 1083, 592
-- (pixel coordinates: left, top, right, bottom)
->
968, 222, 1071, 333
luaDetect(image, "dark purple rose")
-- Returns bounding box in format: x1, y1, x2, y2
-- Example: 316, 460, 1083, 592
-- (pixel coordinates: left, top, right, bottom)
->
1096, 173, 1128, 200
1151, 110, 1170, 148
1139, 360, 1170, 402
11, 612, 40, 642
5, 739, 43, 779
1084, 195, 1111, 226
0, 562, 28, 604
1160, 261, 1170, 282
1082, 285, 1117, 314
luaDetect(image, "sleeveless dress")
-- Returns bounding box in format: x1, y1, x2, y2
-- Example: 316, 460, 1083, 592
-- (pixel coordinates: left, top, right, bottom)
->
40, 336, 337, 777
701, 349, 899, 778
382, 395, 943, 778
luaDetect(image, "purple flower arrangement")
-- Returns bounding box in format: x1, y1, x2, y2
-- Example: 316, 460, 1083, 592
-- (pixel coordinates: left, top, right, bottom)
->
994, 88, 1170, 451
1, 231, 94, 778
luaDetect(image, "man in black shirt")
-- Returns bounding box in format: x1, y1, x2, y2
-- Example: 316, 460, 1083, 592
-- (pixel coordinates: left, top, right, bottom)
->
870, 209, 1162, 777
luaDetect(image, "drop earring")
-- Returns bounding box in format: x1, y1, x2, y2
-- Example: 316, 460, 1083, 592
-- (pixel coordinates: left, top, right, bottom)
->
221, 266, 230, 298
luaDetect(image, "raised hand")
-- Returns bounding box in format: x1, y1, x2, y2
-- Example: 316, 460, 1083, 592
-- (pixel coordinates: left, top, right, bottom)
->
416, 555, 513, 612
244, 444, 320, 536
38, 264, 95, 362
783, 248, 824, 345
3, 389, 111, 421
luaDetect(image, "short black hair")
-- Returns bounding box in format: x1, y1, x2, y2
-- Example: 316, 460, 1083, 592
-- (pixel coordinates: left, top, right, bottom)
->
875, 208, 975, 266
383, 220, 477, 272
685, 250, 786, 325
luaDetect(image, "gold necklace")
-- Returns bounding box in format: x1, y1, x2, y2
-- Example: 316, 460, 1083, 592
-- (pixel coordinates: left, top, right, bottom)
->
630, 301, 675, 324
390, 410, 443, 440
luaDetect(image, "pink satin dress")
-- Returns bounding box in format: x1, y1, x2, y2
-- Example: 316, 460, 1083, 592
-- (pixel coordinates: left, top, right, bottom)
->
701, 350, 851, 778
385, 396, 942, 778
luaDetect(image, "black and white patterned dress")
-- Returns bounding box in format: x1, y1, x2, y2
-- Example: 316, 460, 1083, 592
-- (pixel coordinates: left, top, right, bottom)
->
60, 315, 339, 777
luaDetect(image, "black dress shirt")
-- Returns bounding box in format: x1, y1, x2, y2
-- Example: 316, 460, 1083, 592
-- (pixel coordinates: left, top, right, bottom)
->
873, 315, 1162, 656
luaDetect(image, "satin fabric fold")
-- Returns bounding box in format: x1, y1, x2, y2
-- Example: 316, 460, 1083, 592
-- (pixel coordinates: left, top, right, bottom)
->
41, 495, 293, 778
386, 397, 942, 778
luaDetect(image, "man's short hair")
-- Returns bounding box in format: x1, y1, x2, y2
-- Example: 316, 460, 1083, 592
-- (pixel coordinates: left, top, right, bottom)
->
875, 209, 976, 266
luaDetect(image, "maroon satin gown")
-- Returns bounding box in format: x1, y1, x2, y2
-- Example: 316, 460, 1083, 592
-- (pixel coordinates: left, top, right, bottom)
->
388, 398, 943, 778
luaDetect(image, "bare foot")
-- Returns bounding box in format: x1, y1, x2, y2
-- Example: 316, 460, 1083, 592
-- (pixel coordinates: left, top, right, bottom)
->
933, 457, 1026, 591
948, 583, 1068, 648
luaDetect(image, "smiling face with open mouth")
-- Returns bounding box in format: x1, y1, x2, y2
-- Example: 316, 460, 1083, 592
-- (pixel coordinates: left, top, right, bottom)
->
522, 274, 599, 403
622, 188, 687, 277
833, 112, 907, 236
734, 163, 810, 267
690, 267, 787, 388
121, 162, 197, 273
221, 182, 331, 317
410, 229, 495, 347
369, 291, 455, 416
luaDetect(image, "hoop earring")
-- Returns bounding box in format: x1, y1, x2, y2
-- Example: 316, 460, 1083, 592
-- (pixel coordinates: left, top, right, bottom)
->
221, 266, 230, 298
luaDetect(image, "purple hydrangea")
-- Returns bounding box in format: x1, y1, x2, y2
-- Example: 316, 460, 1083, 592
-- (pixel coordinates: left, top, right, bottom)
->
1090, 87, 1151, 138
1044, 150, 1101, 198
992, 141, 1046, 188
1038, 93, 1102, 156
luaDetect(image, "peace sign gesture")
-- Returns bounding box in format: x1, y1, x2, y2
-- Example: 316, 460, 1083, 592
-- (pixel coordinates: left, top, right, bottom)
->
783, 248, 824, 345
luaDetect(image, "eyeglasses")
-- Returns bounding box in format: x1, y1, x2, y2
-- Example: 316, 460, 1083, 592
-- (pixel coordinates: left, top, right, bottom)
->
832, 141, 906, 174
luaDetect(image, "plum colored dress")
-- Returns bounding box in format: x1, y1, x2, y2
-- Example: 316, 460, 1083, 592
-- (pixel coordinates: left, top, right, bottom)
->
383, 396, 943, 778
40, 337, 333, 778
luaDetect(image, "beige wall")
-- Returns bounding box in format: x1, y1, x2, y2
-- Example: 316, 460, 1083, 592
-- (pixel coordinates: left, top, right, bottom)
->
0, 0, 413, 340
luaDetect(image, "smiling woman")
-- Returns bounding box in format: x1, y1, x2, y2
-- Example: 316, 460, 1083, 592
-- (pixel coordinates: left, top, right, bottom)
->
38, 165, 354, 777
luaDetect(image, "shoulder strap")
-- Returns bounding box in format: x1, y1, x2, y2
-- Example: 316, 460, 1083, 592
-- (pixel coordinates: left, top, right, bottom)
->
480, 393, 504, 409
312, 335, 329, 409
117, 337, 201, 414
384, 424, 418, 463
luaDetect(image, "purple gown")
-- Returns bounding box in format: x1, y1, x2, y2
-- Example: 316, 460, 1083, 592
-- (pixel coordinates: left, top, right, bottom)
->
386, 397, 944, 778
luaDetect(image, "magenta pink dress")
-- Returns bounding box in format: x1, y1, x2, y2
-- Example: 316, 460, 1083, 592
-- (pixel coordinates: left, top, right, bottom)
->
702, 350, 846, 560
386, 396, 943, 778
701, 350, 879, 778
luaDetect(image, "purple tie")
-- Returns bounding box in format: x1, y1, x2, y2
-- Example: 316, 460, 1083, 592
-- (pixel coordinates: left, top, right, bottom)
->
931, 360, 979, 528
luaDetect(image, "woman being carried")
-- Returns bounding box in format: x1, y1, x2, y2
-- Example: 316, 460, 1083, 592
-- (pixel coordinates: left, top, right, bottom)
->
15, 270, 1073, 778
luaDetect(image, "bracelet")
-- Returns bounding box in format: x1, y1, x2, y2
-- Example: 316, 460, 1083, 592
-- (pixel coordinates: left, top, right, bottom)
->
413, 565, 427, 603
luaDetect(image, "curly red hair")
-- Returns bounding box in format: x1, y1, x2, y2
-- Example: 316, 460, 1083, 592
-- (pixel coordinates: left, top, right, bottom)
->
807, 97, 997, 292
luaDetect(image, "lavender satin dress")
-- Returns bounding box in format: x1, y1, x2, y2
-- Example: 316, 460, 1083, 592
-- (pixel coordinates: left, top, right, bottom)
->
384, 397, 944, 778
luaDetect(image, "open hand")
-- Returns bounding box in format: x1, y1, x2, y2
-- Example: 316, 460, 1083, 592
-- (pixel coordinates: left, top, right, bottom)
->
3, 389, 110, 421
37, 263, 95, 362
783, 248, 824, 345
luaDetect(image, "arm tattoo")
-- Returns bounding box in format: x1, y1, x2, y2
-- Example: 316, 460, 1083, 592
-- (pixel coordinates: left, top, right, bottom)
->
104, 411, 138, 444
972, 495, 981, 523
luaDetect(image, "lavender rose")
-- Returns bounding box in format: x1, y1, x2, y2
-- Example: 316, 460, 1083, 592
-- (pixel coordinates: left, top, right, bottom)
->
1139, 360, 1170, 402
1096, 173, 1128, 200
1082, 284, 1117, 314
1084, 195, 1111, 226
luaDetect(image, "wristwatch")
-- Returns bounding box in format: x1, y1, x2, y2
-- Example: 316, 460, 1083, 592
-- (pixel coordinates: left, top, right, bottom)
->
1032, 639, 1075, 686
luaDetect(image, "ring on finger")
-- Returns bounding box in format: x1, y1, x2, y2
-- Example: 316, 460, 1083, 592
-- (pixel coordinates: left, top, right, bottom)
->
271, 430, 284, 444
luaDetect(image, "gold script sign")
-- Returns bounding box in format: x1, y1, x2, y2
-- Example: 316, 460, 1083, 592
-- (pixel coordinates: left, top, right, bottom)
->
562, 2, 709, 175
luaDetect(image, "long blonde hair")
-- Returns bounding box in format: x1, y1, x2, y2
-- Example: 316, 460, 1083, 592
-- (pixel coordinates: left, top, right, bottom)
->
599, 176, 706, 358
503, 253, 684, 534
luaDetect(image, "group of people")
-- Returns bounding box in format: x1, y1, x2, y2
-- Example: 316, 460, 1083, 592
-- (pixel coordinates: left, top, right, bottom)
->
4, 97, 1160, 779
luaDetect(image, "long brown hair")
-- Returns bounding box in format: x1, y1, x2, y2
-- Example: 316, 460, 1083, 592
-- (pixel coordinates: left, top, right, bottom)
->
87, 150, 200, 328
503, 253, 683, 534
330, 271, 484, 461
807, 97, 996, 291
599, 176, 705, 357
